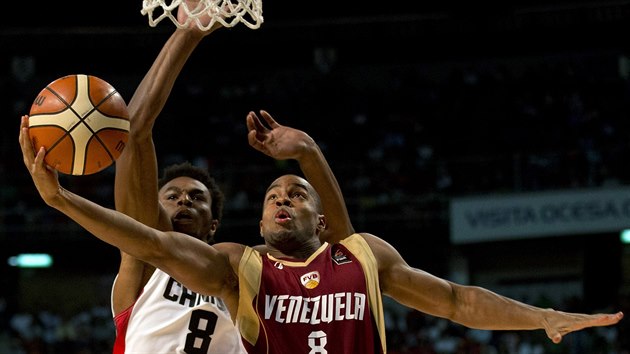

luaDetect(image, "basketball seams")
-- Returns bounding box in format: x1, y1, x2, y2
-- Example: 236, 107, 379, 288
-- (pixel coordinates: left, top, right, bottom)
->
31, 76, 83, 172
29, 74, 130, 175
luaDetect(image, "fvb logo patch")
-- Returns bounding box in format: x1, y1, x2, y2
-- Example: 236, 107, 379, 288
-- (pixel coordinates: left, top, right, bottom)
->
300, 271, 320, 289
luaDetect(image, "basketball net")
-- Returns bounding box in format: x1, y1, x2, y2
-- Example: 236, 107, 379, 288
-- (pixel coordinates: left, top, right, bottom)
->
141, 0, 263, 30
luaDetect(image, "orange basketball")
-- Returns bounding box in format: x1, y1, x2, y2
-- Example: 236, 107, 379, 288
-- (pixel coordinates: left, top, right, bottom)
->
29, 74, 130, 175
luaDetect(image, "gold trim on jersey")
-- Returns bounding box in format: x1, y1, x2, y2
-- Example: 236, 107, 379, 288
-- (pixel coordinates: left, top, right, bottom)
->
340, 234, 387, 354
267, 242, 329, 267
237, 247, 263, 346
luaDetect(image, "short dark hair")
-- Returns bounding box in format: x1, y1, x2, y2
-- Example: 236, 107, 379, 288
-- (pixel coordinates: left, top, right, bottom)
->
158, 161, 224, 224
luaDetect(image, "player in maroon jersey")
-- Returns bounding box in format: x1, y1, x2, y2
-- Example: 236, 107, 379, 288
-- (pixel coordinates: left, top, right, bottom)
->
20, 111, 623, 354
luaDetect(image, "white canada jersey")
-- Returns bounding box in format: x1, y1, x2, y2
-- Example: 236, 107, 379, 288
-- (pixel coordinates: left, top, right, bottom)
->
112, 269, 246, 354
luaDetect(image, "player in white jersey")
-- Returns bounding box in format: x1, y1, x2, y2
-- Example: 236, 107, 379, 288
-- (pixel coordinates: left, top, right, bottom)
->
110, 2, 247, 353
113, 269, 242, 353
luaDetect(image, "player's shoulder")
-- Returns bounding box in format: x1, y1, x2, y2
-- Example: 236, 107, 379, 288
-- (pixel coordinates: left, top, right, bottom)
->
342, 232, 378, 243
215, 242, 252, 265
214, 242, 248, 255
251, 244, 269, 254
338, 232, 376, 249
341, 232, 392, 256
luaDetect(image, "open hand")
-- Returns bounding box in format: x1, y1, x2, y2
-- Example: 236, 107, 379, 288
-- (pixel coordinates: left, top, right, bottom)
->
544, 310, 623, 344
246, 110, 315, 161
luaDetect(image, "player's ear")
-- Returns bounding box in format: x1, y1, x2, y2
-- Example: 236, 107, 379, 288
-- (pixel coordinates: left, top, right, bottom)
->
317, 215, 326, 234
209, 219, 219, 234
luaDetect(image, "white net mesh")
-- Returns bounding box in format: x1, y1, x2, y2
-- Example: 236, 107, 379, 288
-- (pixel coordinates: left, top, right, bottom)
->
141, 0, 263, 30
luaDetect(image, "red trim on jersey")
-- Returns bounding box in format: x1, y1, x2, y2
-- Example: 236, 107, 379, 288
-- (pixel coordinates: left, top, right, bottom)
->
112, 302, 134, 354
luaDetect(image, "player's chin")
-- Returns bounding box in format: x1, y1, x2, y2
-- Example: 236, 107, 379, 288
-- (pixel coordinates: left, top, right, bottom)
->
172, 221, 199, 237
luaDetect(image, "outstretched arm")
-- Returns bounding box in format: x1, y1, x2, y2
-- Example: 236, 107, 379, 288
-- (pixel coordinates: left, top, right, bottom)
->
20, 115, 235, 301
246, 110, 354, 244
363, 232, 623, 344
113, 4, 222, 314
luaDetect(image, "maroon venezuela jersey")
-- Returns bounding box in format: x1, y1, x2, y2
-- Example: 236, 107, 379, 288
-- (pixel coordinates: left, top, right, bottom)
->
237, 233, 386, 354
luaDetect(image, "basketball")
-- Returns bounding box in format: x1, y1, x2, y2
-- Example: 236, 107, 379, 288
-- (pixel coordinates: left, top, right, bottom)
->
28, 74, 130, 175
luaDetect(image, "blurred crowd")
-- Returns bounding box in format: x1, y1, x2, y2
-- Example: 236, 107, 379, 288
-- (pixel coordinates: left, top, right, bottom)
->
0, 302, 114, 354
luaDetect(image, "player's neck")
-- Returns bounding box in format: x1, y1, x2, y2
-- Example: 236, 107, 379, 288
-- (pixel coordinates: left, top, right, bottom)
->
266, 238, 323, 260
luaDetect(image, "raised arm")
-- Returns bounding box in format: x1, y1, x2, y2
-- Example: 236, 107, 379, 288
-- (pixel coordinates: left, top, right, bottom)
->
362, 232, 623, 344
246, 110, 354, 244
112, 5, 222, 314
115, 9, 221, 228
20, 115, 237, 302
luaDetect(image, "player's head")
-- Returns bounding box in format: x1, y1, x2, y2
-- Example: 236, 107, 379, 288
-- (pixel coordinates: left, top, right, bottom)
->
259, 174, 325, 252
158, 161, 224, 244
